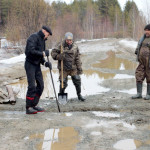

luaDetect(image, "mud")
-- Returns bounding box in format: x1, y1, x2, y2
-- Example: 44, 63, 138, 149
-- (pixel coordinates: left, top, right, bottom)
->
0, 38, 150, 150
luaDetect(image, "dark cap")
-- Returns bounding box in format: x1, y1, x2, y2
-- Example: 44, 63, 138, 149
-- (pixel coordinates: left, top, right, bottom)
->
144, 24, 150, 31
42, 26, 52, 35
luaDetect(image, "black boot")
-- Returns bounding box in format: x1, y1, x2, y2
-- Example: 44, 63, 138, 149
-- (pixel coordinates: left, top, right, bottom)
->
72, 75, 86, 102
26, 107, 37, 114
132, 83, 142, 99
144, 84, 150, 100
33, 106, 45, 112
78, 94, 86, 101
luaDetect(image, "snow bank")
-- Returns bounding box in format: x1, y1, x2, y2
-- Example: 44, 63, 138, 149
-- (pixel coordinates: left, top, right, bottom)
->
119, 39, 137, 49
0, 54, 25, 64
76, 38, 108, 44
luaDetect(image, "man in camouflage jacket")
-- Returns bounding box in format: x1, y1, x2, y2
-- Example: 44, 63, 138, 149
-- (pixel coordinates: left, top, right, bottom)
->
51, 32, 85, 101
132, 24, 150, 100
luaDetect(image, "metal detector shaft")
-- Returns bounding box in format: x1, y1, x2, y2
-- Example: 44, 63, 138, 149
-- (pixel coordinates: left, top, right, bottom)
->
47, 56, 60, 112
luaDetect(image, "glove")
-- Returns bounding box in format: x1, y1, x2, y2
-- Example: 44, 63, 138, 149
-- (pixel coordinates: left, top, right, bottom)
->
147, 42, 150, 48
57, 52, 65, 60
44, 50, 49, 57
77, 69, 83, 75
45, 62, 52, 70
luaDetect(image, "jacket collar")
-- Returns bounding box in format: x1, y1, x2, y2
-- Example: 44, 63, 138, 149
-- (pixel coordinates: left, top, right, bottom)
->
38, 30, 45, 40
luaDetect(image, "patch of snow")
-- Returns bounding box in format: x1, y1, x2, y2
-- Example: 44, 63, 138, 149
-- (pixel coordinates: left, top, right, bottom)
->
119, 39, 137, 49
91, 131, 102, 136
76, 38, 108, 43
122, 122, 136, 130
113, 139, 140, 150
118, 88, 136, 95
65, 113, 72, 117
113, 74, 134, 79
24, 137, 29, 140
0, 54, 25, 64
119, 63, 125, 70
92, 111, 120, 118
85, 120, 136, 130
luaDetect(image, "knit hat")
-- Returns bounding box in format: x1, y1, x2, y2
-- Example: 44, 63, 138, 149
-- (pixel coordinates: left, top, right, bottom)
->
42, 26, 52, 35
65, 32, 73, 40
144, 24, 150, 31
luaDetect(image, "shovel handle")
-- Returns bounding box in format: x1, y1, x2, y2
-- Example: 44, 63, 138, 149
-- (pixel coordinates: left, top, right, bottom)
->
61, 42, 64, 89
47, 56, 60, 112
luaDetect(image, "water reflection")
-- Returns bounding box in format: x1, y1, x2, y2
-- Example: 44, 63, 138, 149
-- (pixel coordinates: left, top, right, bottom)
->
25, 127, 80, 150
10, 70, 110, 99
93, 51, 137, 70
113, 139, 142, 150
10, 51, 136, 99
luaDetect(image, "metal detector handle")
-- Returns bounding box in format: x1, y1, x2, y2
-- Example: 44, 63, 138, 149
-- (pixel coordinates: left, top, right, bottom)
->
61, 42, 64, 89
47, 56, 60, 112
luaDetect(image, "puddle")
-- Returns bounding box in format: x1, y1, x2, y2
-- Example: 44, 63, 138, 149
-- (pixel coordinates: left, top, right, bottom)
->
113, 139, 142, 150
10, 70, 110, 99
25, 127, 80, 150
93, 51, 137, 70
145, 140, 150, 145
10, 51, 136, 99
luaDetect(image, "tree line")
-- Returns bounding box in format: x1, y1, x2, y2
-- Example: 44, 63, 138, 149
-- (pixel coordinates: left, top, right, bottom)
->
0, 0, 148, 48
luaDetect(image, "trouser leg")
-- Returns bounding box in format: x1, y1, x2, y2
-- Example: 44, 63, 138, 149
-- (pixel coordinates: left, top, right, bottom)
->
33, 66, 44, 106
59, 77, 68, 93
72, 75, 85, 101
25, 61, 36, 109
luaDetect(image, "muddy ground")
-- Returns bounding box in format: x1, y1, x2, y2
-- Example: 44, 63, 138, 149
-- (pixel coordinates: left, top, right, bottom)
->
0, 38, 150, 150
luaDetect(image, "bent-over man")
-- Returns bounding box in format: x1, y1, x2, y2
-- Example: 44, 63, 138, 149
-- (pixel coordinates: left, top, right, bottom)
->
25, 26, 52, 114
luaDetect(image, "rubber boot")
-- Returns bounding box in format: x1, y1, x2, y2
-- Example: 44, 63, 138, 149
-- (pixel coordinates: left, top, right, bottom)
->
132, 83, 142, 99
72, 75, 86, 101
78, 94, 86, 101
144, 84, 150, 100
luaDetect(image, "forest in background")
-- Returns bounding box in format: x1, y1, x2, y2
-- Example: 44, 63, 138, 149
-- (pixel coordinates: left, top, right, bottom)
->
0, 0, 149, 48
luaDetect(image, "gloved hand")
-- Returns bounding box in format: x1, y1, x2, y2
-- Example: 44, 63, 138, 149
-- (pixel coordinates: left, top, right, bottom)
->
77, 69, 83, 75
147, 42, 150, 48
57, 52, 65, 60
44, 50, 49, 57
45, 62, 52, 70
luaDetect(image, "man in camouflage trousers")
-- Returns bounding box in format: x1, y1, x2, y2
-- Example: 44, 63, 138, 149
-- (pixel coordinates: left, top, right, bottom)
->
132, 24, 150, 100
51, 32, 85, 101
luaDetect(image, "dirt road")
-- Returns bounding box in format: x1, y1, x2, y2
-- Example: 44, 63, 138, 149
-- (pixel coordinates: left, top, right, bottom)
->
0, 38, 150, 150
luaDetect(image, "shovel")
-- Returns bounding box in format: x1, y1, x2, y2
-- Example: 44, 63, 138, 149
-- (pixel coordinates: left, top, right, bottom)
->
58, 42, 68, 105
47, 56, 60, 112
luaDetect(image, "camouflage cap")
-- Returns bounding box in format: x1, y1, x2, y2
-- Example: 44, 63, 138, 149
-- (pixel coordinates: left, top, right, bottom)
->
65, 32, 73, 40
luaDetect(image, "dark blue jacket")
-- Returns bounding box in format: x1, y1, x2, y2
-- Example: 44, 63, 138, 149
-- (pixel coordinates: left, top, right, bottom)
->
25, 30, 46, 65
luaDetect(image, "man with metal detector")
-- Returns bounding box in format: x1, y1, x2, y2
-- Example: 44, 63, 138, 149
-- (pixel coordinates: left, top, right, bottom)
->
25, 26, 52, 114
51, 32, 86, 103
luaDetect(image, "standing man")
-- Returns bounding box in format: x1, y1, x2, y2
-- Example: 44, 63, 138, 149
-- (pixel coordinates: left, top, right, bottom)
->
25, 26, 52, 114
51, 32, 85, 101
132, 24, 150, 100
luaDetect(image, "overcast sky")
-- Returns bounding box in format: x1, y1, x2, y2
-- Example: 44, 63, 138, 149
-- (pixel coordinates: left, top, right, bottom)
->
45, 0, 150, 18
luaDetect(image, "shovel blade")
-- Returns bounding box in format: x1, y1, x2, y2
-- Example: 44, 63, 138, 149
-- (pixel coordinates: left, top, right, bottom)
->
58, 93, 68, 105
